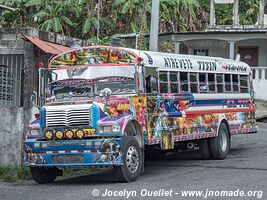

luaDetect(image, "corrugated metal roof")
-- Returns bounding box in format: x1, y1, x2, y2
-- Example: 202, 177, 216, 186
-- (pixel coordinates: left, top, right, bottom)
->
22, 35, 71, 55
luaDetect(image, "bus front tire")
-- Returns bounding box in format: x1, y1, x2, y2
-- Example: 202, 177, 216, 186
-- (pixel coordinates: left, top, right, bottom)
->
209, 123, 230, 160
30, 167, 61, 184
114, 136, 141, 182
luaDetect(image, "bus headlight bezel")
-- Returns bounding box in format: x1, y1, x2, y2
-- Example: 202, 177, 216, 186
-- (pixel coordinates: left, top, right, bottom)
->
76, 130, 85, 139
65, 130, 74, 139
55, 130, 64, 139
44, 130, 53, 140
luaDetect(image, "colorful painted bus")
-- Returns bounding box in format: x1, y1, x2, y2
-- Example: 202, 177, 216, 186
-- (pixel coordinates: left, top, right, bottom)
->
24, 46, 257, 183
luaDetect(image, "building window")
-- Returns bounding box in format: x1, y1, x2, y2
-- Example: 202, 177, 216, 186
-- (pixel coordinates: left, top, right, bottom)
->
208, 73, 215, 92
240, 75, 249, 93
199, 73, 207, 93
159, 72, 168, 93
190, 73, 198, 93
217, 74, 223, 93
180, 72, 189, 92
194, 49, 209, 56
170, 72, 179, 93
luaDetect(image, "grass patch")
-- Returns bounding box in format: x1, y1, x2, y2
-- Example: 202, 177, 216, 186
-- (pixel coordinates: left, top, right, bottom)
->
0, 166, 31, 183
63, 167, 97, 177
262, 103, 267, 109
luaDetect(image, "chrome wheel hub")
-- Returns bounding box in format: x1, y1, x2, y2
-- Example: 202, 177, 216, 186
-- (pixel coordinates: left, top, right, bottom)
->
126, 146, 139, 174
219, 130, 228, 152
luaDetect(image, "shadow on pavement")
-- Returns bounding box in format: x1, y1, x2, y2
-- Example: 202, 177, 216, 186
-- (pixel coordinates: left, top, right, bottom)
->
51, 150, 203, 185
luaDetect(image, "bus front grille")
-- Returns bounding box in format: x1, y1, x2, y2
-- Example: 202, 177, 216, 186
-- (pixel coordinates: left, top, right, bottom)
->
45, 108, 91, 128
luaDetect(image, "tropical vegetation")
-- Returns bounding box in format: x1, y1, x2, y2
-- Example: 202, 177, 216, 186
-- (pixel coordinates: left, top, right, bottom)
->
0, 0, 263, 47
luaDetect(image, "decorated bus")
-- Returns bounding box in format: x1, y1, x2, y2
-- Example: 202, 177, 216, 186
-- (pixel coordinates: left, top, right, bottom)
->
24, 46, 257, 183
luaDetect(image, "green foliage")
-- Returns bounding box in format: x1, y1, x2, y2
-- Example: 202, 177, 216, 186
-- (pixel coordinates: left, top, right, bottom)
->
0, 166, 31, 183
63, 167, 95, 177
0, 0, 264, 45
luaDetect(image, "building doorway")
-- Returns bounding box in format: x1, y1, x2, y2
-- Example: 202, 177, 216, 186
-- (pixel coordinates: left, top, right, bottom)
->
238, 47, 259, 67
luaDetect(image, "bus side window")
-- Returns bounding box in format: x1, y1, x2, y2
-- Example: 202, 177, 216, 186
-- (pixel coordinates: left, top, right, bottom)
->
240, 75, 249, 93
145, 75, 158, 94
190, 73, 198, 93
180, 72, 189, 92
170, 73, 179, 93
208, 73, 215, 93
216, 74, 223, 93
159, 72, 168, 93
232, 74, 239, 92
199, 73, 207, 93
224, 74, 232, 92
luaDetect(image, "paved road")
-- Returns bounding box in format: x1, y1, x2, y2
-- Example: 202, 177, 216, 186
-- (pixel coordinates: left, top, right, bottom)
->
1, 123, 267, 200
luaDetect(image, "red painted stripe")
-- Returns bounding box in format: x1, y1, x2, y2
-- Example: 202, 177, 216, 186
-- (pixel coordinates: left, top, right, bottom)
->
186, 107, 255, 115
53, 150, 58, 154
40, 151, 46, 154
186, 114, 196, 119
91, 150, 97, 152
77, 150, 84, 153
65, 150, 71, 153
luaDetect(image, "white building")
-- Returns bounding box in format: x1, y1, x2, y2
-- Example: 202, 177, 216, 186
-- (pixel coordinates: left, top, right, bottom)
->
123, 0, 267, 100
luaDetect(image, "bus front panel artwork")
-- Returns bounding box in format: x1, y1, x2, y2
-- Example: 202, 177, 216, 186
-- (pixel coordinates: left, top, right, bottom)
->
24, 46, 257, 183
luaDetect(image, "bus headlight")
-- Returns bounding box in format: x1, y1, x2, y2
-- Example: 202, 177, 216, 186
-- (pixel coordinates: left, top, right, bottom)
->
65, 130, 74, 139
29, 129, 40, 137
99, 124, 121, 133
112, 124, 121, 133
76, 130, 85, 139
99, 125, 112, 133
55, 131, 64, 139
45, 130, 53, 140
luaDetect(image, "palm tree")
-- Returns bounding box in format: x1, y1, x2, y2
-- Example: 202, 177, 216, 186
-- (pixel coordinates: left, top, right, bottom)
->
25, 0, 75, 34
78, 0, 115, 39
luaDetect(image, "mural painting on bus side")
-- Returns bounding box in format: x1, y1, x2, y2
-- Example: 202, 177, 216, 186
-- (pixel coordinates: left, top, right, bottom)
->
225, 111, 256, 130
131, 96, 147, 132
51, 47, 137, 69
145, 95, 221, 147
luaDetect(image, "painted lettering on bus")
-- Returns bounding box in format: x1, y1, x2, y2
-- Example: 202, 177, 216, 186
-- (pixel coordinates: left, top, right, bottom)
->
197, 61, 217, 71
164, 58, 193, 69
222, 64, 247, 72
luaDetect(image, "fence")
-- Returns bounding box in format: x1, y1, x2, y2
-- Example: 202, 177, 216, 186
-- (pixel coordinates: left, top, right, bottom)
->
252, 67, 267, 101
0, 54, 23, 107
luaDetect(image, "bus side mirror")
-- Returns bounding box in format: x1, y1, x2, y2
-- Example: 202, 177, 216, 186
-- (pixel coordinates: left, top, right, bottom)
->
31, 91, 39, 108
134, 64, 144, 94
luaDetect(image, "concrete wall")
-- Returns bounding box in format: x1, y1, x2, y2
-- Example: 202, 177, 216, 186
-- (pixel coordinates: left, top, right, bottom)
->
0, 27, 86, 166
183, 39, 229, 58
253, 67, 267, 101
0, 107, 24, 166
182, 39, 267, 64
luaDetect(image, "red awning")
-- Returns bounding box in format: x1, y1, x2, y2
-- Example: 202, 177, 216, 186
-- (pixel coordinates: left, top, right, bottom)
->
22, 35, 71, 55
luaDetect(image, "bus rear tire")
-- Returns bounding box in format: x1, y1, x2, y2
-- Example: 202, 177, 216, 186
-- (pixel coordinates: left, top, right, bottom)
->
209, 123, 230, 160
114, 136, 141, 182
30, 167, 61, 184
199, 139, 213, 160
144, 148, 165, 161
